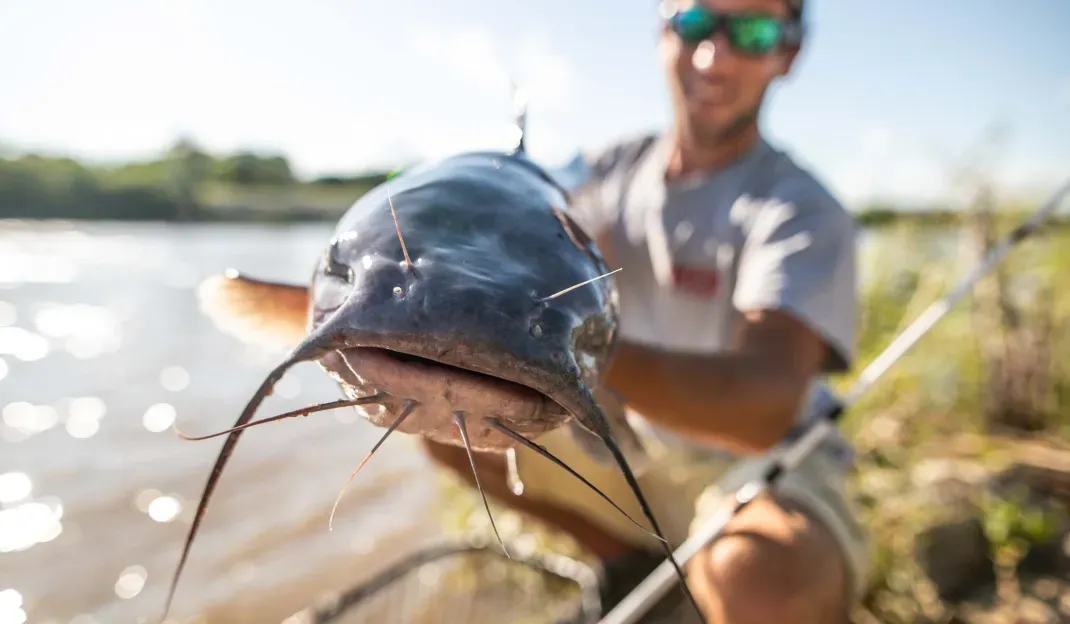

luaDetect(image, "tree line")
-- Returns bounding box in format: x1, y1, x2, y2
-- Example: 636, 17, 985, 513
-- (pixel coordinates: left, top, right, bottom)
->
2, 138, 1060, 226
0, 138, 392, 221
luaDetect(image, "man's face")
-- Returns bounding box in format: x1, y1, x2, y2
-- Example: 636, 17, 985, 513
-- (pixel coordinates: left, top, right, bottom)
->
661, 0, 800, 144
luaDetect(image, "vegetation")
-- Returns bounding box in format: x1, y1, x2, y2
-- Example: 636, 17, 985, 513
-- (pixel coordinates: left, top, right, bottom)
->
0, 138, 394, 222
833, 210, 1070, 623
4, 140, 1065, 229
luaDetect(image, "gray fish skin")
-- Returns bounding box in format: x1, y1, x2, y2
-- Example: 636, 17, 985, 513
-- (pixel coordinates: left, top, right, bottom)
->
307, 151, 625, 452
159, 86, 706, 620
159, 148, 691, 624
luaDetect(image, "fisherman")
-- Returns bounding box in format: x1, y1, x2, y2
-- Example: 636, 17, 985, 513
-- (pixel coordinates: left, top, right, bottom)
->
423, 0, 871, 621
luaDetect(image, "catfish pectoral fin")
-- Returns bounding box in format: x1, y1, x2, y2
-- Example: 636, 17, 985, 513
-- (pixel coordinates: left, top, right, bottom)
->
197, 270, 310, 349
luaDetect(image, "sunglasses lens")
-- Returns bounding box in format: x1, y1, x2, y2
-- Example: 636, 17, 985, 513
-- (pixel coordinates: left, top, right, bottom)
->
731, 16, 783, 53
673, 6, 716, 44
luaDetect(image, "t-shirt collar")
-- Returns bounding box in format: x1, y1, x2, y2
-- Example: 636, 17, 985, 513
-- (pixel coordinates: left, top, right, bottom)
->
647, 131, 773, 192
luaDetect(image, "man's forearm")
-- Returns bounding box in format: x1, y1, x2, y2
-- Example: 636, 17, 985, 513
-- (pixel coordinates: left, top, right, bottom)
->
603, 339, 809, 453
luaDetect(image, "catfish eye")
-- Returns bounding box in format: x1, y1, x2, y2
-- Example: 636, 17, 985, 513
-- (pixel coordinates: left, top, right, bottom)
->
323, 243, 353, 282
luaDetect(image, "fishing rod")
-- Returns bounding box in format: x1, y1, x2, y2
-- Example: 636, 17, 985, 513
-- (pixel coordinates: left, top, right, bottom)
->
598, 178, 1070, 624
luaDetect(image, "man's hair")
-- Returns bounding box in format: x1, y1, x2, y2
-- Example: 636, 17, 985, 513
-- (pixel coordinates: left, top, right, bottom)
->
660, 0, 805, 21
787, 0, 804, 20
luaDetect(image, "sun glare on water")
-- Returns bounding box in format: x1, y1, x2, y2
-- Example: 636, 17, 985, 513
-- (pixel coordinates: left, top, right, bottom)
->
0, 488, 64, 554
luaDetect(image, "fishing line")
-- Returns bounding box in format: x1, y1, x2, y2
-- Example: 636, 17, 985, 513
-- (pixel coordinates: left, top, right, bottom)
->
598, 177, 1070, 624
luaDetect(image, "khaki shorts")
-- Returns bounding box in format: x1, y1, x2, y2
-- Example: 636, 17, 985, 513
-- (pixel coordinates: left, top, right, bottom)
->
508, 422, 873, 602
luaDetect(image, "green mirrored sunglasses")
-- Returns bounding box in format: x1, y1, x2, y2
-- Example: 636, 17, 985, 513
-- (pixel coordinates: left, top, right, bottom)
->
666, 4, 803, 55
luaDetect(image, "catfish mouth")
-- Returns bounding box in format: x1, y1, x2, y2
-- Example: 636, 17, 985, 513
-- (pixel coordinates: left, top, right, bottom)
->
320, 346, 573, 452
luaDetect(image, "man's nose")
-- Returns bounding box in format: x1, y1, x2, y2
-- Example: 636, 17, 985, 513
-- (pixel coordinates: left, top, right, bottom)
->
694, 29, 741, 71
691, 38, 719, 72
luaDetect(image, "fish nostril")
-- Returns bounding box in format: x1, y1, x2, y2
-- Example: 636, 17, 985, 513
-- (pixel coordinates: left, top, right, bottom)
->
323, 246, 353, 283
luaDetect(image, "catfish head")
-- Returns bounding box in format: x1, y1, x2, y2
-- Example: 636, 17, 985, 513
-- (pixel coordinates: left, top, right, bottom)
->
160, 151, 702, 622
310, 153, 620, 450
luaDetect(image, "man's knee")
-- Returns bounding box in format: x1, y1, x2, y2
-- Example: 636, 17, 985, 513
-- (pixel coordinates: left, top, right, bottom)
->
686, 497, 849, 624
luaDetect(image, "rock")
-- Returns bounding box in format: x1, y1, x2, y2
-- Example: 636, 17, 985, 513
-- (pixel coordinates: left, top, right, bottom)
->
985, 458, 1070, 579
1017, 525, 1070, 578
913, 516, 997, 603
987, 444, 1070, 506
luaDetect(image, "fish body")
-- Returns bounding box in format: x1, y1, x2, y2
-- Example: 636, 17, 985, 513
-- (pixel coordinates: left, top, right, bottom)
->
164, 115, 702, 621
304, 150, 620, 452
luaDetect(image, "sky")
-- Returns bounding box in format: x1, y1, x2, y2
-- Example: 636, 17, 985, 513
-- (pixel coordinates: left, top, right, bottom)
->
0, 0, 1067, 208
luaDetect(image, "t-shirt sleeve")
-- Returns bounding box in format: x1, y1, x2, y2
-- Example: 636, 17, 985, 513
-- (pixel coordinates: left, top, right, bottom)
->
565, 134, 658, 238
731, 180, 859, 373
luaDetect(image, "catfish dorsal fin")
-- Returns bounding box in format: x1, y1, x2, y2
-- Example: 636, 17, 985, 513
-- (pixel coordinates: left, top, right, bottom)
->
509, 80, 528, 155
197, 270, 310, 349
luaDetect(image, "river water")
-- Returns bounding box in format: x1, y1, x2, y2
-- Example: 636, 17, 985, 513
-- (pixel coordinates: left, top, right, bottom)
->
0, 218, 961, 624
0, 220, 450, 624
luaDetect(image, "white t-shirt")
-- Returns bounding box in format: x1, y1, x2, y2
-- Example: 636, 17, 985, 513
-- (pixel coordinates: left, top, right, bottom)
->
568, 131, 859, 465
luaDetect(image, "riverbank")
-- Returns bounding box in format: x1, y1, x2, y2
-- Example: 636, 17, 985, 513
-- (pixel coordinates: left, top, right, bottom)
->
4, 145, 1065, 227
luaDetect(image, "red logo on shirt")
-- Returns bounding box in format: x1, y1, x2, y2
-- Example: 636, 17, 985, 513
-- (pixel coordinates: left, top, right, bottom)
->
671, 265, 721, 298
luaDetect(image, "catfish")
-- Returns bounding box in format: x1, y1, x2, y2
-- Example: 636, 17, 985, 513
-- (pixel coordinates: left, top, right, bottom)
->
160, 104, 702, 622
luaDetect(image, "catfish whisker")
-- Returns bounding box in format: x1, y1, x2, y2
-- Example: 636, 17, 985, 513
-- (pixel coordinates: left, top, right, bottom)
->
454, 411, 510, 559
537, 268, 622, 303
594, 422, 705, 618
161, 341, 325, 622
328, 399, 418, 530
483, 416, 666, 544
173, 394, 386, 441
387, 189, 414, 271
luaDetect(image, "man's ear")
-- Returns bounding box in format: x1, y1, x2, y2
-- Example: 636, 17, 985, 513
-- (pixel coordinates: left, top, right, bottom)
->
779, 44, 802, 77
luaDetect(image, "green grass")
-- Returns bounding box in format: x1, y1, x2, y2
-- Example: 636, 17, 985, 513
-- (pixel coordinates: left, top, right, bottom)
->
836, 223, 1070, 622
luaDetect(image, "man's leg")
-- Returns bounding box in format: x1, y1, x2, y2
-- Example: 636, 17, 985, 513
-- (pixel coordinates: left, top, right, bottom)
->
686, 495, 850, 623
685, 448, 871, 624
